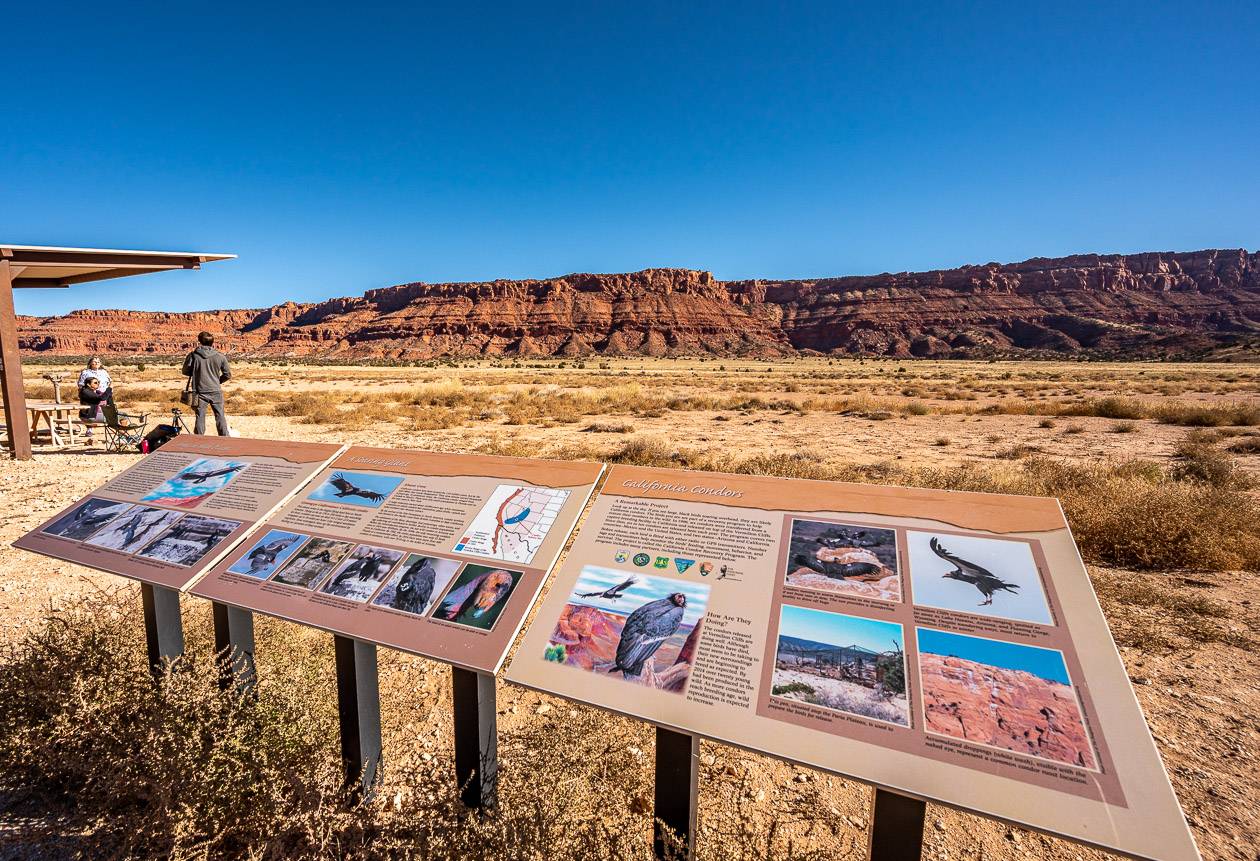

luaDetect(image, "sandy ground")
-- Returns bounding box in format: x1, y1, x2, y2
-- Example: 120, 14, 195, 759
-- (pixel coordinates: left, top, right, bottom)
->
2, 358, 1258, 860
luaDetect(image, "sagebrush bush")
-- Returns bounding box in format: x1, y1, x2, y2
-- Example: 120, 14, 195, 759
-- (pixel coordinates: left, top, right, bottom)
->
0, 591, 855, 861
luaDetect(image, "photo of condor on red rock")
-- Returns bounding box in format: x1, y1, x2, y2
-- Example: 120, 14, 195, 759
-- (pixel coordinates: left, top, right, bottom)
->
784, 519, 901, 602
917, 627, 1096, 769
544, 567, 709, 693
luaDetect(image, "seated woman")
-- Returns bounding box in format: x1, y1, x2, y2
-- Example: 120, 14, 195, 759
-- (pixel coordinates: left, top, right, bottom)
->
77, 356, 114, 406
78, 376, 110, 439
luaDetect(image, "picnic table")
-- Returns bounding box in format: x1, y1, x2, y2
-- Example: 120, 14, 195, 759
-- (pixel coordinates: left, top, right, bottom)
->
26, 401, 80, 447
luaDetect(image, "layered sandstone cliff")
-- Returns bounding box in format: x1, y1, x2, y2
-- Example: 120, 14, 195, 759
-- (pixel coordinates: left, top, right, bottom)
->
18, 249, 1260, 359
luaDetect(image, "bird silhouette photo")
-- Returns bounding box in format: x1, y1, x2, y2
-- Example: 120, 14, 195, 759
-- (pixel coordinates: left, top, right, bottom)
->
320, 544, 405, 602
135, 514, 241, 567
545, 566, 709, 693
42, 498, 135, 541
373, 553, 461, 617
270, 538, 356, 589
227, 529, 309, 579
306, 470, 405, 508
140, 457, 249, 509
906, 531, 1053, 625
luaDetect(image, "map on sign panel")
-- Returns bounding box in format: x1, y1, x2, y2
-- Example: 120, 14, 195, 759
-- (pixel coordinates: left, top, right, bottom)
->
454, 484, 570, 565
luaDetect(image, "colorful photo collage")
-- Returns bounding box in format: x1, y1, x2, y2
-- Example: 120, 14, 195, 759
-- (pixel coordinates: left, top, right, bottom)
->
783, 518, 1053, 624
227, 528, 523, 631
42, 497, 240, 568
772, 517, 1093, 770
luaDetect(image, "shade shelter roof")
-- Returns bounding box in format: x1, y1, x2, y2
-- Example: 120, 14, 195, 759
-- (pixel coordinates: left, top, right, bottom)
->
0, 244, 234, 459
1, 244, 235, 289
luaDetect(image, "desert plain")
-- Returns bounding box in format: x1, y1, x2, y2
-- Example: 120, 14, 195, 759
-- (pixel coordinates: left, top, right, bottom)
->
1, 355, 1257, 860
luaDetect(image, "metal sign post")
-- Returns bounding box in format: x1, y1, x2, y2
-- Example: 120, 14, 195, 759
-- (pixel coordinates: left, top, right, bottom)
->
868, 788, 926, 861
140, 583, 184, 678
334, 635, 382, 800
653, 726, 699, 861
211, 602, 257, 695
452, 666, 498, 809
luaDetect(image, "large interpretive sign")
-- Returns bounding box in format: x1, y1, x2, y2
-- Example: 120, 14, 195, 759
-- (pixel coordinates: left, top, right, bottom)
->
192, 447, 603, 674
15, 436, 344, 590
507, 465, 1198, 861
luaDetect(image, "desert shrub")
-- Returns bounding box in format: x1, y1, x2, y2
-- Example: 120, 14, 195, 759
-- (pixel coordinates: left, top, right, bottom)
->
1109, 421, 1137, 433
771, 681, 815, 697
904, 401, 930, 416
582, 421, 635, 434
1228, 435, 1260, 454
1037, 418, 1056, 429
1085, 397, 1146, 420
1156, 401, 1260, 427
0, 591, 851, 861
1170, 431, 1253, 489
273, 393, 324, 417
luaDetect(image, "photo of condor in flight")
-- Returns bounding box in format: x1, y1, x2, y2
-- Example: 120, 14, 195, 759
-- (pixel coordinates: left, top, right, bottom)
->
177, 463, 246, 484
308, 470, 404, 508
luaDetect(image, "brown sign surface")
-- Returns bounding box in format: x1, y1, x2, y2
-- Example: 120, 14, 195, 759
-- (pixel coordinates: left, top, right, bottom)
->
14, 436, 344, 590
191, 446, 604, 674
506, 464, 1198, 861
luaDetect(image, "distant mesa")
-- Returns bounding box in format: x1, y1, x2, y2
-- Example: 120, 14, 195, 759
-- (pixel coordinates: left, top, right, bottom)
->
18, 250, 1260, 359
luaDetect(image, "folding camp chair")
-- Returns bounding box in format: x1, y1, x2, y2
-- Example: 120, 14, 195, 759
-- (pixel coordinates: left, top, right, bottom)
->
101, 404, 150, 453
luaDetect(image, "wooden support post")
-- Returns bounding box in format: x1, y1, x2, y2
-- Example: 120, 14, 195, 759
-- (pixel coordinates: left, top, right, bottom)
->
653, 726, 699, 861
0, 261, 32, 460
334, 635, 382, 800
868, 788, 927, 861
452, 666, 498, 809
212, 602, 257, 695
140, 583, 184, 678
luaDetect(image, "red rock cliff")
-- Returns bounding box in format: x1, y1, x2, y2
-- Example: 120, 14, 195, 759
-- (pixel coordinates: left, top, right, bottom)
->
17, 250, 1260, 359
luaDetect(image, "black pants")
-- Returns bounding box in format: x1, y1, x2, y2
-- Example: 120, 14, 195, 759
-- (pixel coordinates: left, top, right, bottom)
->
194, 394, 229, 435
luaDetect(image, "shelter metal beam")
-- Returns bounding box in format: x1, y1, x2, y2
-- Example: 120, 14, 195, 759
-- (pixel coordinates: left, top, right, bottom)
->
0, 260, 31, 460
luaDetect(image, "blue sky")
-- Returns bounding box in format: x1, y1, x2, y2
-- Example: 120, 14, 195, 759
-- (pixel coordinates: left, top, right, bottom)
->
4, 2, 1258, 316
917, 628, 1071, 685
778, 605, 903, 653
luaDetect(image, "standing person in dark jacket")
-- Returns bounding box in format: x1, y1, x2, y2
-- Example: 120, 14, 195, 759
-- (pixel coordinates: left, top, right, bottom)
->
182, 331, 232, 435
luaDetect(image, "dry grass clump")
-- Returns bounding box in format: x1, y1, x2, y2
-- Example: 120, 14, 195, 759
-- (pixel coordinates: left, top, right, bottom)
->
1228, 434, 1260, 454
0, 591, 854, 861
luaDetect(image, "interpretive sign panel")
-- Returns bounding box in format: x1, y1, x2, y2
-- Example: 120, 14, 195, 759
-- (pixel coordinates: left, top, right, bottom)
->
14, 436, 344, 590
507, 465, 1198, 861
191, 446, 604, 674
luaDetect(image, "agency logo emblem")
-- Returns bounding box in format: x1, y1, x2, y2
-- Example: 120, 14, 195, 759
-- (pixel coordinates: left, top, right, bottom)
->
654, 556, 669, 569
632, 553, 651, 567
674, 558, 695, 574
699, 561, 714, 576
614, 550, 628, 563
